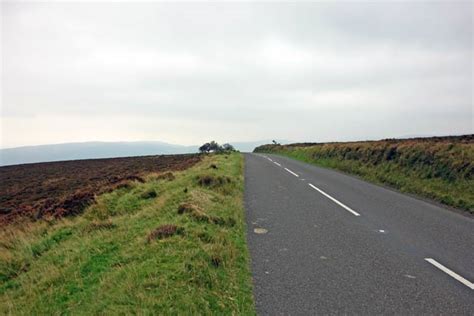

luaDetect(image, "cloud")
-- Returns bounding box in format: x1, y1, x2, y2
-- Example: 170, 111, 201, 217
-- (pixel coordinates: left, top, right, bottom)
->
1, 1, 472, 148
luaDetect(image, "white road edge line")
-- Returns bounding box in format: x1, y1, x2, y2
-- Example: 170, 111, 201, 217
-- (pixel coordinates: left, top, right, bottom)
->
273, 161, 281, 167
308, 183, 361, 216
425, 258, 474, 290
284, 168, 299, 177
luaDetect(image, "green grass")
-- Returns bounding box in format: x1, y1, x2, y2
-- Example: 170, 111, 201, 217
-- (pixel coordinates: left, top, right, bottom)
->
255, 142, 473, 214
0, 153, 255, 314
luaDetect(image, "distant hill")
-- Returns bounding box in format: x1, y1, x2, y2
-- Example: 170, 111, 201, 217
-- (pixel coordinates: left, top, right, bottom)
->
0, 141, 198, 166
0, 139, 289, 166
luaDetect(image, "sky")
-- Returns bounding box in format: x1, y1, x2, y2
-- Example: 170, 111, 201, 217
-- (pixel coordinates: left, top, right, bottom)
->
1, 1, 473, 148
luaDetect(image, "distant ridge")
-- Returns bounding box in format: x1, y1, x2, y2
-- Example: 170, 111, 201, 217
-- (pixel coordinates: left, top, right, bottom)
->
0, 140, 289, 166
0, 141, 198, 166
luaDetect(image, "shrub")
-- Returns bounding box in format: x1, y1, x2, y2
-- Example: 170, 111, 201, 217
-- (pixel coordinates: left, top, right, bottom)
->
196, 175, 231, 188
140, 190, 158, 199
147, 224, 183, 242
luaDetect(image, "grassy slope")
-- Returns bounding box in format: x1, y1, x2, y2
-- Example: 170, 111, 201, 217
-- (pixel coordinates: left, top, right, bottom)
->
255, 140, 473, 214
0, 153, 255, 314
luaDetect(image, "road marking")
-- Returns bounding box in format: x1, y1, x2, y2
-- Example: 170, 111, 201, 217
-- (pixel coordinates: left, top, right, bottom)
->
284, 168, 299, 177
273, 161, 281, 167
267, 158, 273, 162
308, 183, 361, 216
425, 258, 474, 290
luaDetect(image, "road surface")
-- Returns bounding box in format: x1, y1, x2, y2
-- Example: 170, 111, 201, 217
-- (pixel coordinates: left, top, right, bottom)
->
244, 153, 473, 314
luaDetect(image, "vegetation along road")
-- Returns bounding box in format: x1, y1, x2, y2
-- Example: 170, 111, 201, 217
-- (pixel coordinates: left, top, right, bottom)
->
244, 153, 473, 314
0, 153, 254, 314
1, 144, 472, 314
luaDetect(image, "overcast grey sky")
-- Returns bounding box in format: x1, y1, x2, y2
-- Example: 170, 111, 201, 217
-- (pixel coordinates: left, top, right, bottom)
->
1, 1, 472, 148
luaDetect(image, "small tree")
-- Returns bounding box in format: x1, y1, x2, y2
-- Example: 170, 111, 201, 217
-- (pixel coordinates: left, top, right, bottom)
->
199, 142, 211, 153
222, 143, 235, 152
208, 141, 221, 152
199, 141, 237, 154
272, 140, 280, 145
199, 141, 223, 153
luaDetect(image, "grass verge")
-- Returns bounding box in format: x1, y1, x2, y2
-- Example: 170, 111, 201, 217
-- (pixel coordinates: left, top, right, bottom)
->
255, 140, 473, 214
0, 153, 255, 314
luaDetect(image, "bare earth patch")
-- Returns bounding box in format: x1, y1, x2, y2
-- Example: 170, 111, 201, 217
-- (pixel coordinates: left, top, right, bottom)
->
0, 154, 201, 224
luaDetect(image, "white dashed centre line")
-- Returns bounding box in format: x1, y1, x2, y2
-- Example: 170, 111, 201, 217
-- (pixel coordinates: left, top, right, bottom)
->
284, 168, 299, 177
273, 161, 281, 167
425, 258, 474, 290
308, 183, 361, 216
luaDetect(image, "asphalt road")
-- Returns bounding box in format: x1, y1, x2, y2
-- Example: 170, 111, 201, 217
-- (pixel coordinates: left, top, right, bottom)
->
244, 153, 473, 315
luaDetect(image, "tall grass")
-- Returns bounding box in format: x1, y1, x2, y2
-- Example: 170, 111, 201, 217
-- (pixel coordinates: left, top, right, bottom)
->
255, 137, 473, 214
0, 153, 255, 314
